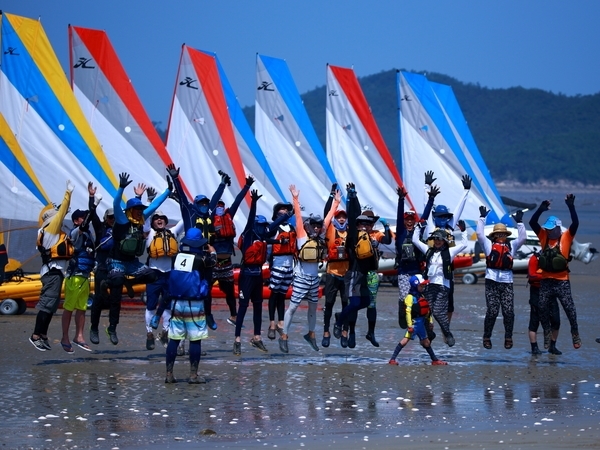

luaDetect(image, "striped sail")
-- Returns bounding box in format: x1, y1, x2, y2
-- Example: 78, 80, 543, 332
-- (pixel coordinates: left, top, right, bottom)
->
166, 45, 255, 227
255, 54, 337, 217
69, 25, 180, 219
398, 70, 507, 224
326, 65, 414, 219
0, 13, 118, 222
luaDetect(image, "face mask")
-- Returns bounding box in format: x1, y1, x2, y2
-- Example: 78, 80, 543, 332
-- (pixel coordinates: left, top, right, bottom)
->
333, 218, 347, 231
215, 206, 225, 216
434, 217, 450, 229
548, 227, 562, 240
198, 205, 209, 215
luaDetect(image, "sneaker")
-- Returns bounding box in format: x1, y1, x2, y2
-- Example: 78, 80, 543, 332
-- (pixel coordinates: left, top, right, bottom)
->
226, 317, 236, 327
333, 313, 342, 339
388, 359, 399, 366
348, 332, 356, 349
250, 338, 268, 353
267, 328, 276, 340
445, 332, 455, 347
572, 334, 582, 349
189, 374, 206, 384
150, 315, 160, 330
177, 341, 185, 356
303, 333, 319, 352
206, 314, 217, 331
278, 337, 289, 353
165, 372, 177, 384
321, 334, 330, 348
365, 332, 379, 347
531, 347, 543, 355
233, 341, 241, 356
41, 337, 52, 350
146, 332, 155, 350
29, 336, 47, 352
106, 327, 119, 345
90, 328, 100, 345
548, 346, 562, 355
432, 360, 448, 366
159, 330, 169, 348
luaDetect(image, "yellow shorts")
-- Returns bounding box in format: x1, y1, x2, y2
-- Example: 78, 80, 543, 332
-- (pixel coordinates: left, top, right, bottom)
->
63, 275, 90, 311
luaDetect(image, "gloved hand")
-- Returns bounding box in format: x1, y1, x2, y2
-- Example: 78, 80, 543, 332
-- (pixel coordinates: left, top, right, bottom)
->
396, 186, 407, 200
461, 174, 472, 190
379, 218, 389, 228
512, 209, 524, 223
94, 193, 103, 207
146, 187, 157, 202
166, 163, 180, 180
166, 175, 174, 193
408, 327, 414, 334
428, 185, 440, 199
245, 175, 255, 187
250, 189, 262, 202
457, 219, 466, 232
346, 182, 355, 193
538, 200, 551, 212
424, 170, 436, 185
479, 205, 489, 218
218, 170, 231, 186
565, 193, 575, 207
330, 182, 338, 195
119, 173, 131, 189
67, 180, 75, 193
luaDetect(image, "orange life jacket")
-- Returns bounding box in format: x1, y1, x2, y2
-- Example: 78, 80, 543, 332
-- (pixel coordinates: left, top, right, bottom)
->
325, 226, 348, 261
486, 242, 513, 270
37, 229, 74, 264
238, 234, 267, 266
271, 229, 297, 256
213, 212, 236, 239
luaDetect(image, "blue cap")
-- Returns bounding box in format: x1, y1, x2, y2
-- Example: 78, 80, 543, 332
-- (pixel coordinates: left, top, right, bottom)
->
255, 215, 268, 224
542, 215, 562, 230
194, 194, 209, 204
181, 228, 208, 248
125, 198, 144, 210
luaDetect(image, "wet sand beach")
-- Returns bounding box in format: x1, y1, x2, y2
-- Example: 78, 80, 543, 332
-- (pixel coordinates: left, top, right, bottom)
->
2, 234, 599, 449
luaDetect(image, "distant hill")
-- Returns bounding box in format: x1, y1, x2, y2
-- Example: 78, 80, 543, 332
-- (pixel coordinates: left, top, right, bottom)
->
239, 70, 600, 185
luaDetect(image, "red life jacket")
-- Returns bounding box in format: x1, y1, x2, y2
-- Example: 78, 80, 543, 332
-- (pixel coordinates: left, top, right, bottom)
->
238, 234, 267, 266
213, 212, 236, 239
486, 242, 513, 270
272, 229, 297, 256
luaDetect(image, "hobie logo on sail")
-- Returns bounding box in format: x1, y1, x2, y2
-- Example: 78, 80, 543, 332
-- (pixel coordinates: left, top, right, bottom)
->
4, 47, 20, 56
73, 57, 95, 69
257, 81, 274, 91
328, 89, 338, 97
179, 77, 198, 90
400, 95, 411, 102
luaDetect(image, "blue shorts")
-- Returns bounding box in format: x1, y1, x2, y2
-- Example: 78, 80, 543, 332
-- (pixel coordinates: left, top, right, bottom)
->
405, 317, 428, 341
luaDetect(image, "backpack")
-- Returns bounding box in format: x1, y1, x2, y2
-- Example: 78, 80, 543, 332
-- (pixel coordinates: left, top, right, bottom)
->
298, 238, 323, 263
213, 212, 236, 239
148, 229, 179, 258
238, 233, 267, 266
168, 252, 209, 299
538, 242, 569, 272
355, 230, 375, 259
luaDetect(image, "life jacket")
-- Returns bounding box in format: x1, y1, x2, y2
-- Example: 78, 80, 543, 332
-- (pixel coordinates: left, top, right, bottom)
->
424, 247, 453, 280
148, 229, 179, 258
213, 212, 236, 239
238, 233, 268, 266
272, 227, 297, 256
486, 242, 513, 270
298, 238, 324, 263
325, 226, 348, 261
168, 252, 209, 300
538, 241, 570, 273
195, 217, 215, 243
37, 229, 74, 265
119, 224, 146, 257
69, 230, 96, 275
355, 230, 375, 259
399, 294, 430, 329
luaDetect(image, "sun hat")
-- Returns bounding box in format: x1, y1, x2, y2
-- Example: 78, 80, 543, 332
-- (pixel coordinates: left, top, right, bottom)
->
487, 223, 512, 239
542, 215, 562, 230
181, 228, 208, 248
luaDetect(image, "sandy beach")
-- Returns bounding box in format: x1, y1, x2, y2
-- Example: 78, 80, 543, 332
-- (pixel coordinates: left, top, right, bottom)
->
2, 231, 599, 449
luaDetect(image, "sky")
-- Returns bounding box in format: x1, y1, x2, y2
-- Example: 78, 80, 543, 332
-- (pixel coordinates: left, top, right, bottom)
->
3, 1, 600, 126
